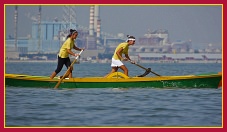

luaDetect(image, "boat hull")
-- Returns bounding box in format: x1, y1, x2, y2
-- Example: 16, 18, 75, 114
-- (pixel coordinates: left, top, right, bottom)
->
5, 73, 222, 89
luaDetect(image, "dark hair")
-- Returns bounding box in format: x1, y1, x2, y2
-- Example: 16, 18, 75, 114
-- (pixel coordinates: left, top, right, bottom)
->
127, 35, 135, 39
66, 29, 78, 39
70, 29, 77, 34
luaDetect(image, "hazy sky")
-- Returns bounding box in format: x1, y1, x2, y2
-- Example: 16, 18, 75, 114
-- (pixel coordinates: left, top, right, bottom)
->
5, 5, 222, 49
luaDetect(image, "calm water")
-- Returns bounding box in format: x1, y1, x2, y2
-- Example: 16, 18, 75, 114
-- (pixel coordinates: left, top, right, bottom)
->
5, 62, 222, 127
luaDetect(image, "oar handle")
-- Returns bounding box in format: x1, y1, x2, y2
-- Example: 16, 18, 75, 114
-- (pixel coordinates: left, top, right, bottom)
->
128, 60, 147, 70
76, 50, 84, 59
71, 50, 84, 66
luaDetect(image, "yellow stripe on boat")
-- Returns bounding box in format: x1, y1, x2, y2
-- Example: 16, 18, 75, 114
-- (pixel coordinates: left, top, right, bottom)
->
5, 72, 222, 89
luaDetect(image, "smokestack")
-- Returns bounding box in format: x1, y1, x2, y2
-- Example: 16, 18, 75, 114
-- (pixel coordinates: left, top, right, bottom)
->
93, 5, 101, 44
14, 5, 18, 51
89, 6, 94, 36
94, 5, 99, 33
94, 6, 101, 39
96, 19, 101, 44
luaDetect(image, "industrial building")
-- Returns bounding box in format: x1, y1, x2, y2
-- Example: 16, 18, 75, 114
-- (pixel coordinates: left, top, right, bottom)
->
138, 53, 222, 63
5, 5, 222, 63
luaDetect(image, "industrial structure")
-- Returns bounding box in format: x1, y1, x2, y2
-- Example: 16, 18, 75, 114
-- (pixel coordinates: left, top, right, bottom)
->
5, 5, 222, 63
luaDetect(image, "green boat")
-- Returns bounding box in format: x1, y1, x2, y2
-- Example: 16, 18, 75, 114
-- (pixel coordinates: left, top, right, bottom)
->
5, 72, 222, 89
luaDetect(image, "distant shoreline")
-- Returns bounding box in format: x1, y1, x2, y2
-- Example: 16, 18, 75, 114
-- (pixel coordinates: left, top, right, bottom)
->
5, 60, 57, 63
5, 59, 222, 64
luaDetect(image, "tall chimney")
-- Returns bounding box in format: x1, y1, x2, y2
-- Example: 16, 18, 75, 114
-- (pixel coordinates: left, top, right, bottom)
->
94, 5, 101, 44
94, 5, 99, 33
14, 5, 18, 51
96, 19, 101, 44
89, 6, 94, 36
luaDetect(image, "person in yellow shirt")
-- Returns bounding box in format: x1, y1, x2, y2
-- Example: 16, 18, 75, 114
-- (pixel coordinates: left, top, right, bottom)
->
50, 29, 84, 79
104, 35, 136, 77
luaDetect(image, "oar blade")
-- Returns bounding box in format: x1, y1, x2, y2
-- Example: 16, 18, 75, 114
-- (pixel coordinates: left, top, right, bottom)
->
131, 62, 161, 77
137, 68, 151, 77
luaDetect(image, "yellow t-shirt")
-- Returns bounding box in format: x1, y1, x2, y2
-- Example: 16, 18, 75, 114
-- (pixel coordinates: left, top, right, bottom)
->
58, 38, 74, 58
112, 42, 129, 60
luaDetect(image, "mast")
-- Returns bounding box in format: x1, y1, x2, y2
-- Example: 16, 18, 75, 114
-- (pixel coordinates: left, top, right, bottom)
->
14, 5, 18, 51
38, 5, 41, 53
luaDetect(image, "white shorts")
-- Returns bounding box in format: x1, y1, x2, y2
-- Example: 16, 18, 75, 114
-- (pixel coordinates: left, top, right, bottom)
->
111, 58, 124, 67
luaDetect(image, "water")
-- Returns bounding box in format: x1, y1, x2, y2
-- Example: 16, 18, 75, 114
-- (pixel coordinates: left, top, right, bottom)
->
5, 62, 222, 127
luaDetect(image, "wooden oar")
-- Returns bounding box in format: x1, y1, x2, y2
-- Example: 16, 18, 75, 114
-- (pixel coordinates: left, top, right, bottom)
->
129, 61, 161, 76
54, 50, 84, 89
